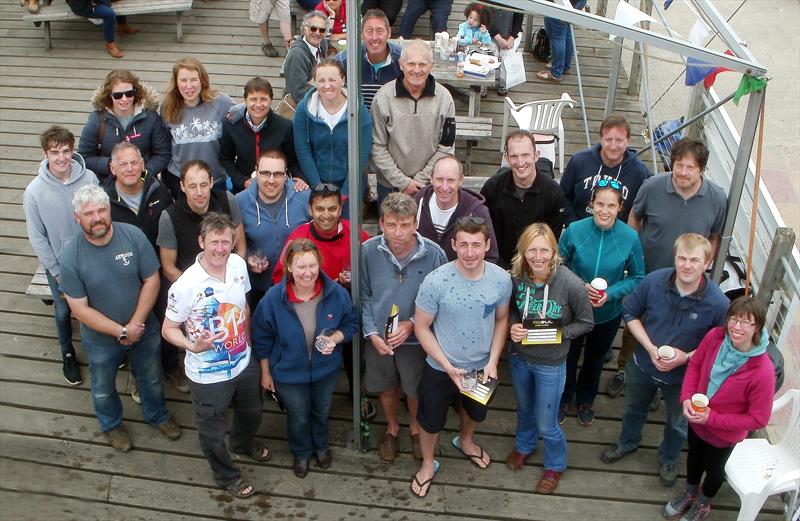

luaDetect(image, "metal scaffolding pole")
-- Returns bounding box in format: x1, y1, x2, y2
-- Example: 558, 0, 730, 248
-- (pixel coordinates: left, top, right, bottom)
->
345, 0, 363, 451
711, 87, 766, 282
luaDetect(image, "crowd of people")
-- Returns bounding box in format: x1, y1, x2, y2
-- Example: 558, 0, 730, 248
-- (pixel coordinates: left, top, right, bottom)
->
21, 7, 778, 521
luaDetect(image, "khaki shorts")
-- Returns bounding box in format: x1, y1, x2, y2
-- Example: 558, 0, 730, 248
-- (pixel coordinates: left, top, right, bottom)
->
249, 0, 290, 24
364, 341, 426, 399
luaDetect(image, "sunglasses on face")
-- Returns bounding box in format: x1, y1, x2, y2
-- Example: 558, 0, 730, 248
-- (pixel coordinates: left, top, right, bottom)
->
306, 25, 326, 33
111, 89, 135, 100
594, 179, 623, 191
456, 216, 486, 226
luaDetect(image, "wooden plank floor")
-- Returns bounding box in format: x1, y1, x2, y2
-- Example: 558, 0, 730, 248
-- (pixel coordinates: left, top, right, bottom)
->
0, 0, 786, 519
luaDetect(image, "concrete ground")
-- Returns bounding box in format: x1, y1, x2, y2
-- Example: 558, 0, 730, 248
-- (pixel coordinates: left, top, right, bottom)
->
613, 0, 799, 241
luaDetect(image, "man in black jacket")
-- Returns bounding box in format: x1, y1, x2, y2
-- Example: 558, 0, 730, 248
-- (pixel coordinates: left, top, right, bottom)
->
480, 130, 566, 268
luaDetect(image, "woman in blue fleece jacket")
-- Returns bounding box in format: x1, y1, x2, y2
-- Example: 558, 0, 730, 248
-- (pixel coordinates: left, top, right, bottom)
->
251, 239, 358, 478
558, 181, 645, 425
293, 60, 372, 196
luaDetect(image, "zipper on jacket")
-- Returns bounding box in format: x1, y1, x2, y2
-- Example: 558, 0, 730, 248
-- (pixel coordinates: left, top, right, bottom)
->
593, 228, 605, 278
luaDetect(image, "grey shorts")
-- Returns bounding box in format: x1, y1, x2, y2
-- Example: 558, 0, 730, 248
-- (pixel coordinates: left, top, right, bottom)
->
364, 340, 426, 398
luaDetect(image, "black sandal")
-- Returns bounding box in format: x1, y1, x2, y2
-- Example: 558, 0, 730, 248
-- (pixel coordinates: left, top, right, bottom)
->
226, 478, 255, 499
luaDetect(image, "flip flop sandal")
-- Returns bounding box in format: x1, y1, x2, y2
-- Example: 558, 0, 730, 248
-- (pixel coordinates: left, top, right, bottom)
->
536, 70, 562, 83
233, 442, 271, 462
451, 435, 491, 469
410, 459, 440, 498
226, 478, 255, 499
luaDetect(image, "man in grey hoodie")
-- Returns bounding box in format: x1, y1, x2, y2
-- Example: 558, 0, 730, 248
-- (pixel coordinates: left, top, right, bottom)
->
360, 193, 447, 464
23, 125, 98, 385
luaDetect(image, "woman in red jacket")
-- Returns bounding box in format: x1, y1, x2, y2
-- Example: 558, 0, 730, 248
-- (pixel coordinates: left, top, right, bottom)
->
663, 296, 774, 521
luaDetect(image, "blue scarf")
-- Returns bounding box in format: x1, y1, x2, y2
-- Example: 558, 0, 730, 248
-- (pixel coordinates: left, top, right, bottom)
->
707, 327, 769, 399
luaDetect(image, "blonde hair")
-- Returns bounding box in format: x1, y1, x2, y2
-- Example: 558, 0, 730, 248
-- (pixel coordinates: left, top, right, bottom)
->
161, 57, 217, 124
510, 223, 562, 279
673, 233, 713, 262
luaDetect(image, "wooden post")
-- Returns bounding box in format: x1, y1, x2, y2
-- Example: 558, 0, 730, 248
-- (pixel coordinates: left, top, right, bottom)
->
755, 227, 797, 309
627, 0, 653, 96
685, 83, 706, 140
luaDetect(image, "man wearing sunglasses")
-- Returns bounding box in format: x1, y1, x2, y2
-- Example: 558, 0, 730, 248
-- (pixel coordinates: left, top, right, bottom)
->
559, 114, 652, 226
283, 11, 332, 107
601, 233, 728, 488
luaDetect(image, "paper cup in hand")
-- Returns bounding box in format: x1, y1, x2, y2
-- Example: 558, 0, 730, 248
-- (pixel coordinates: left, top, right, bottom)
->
657, 345, 676, 360
691, 393, 709, 412
590, 277, 607, 303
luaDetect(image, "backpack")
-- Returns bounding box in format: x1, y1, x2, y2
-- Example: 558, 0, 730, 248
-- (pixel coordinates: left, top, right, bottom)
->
531, 26, 551, 63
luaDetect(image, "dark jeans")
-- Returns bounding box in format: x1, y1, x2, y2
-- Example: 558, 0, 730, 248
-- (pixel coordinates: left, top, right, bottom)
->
189, 357, 263, 488
687, 427, 734, 498
45, 270, 74, 357
68, 0, 125, 42
154, 273, 180, 373
542, 0, 585, 78
275, 370, 339, 461
361, 0, 403, 26
399, 0, 452, 38
562, 315, 622, 407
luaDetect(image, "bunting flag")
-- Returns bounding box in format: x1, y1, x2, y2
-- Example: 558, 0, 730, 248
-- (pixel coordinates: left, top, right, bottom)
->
685, 50, 734, 87
609, 1, 659, 40
733, 75, 768, 105
664, 0, 675, 9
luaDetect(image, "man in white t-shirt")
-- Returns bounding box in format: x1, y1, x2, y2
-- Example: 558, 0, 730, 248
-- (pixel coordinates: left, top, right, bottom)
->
162, 212, 268, 500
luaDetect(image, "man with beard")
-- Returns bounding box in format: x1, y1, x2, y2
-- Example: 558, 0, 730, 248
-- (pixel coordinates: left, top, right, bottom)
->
59, 185, 181, 452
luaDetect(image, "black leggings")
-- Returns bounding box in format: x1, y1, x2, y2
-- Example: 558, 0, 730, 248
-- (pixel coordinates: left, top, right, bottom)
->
686, 427, 735, 498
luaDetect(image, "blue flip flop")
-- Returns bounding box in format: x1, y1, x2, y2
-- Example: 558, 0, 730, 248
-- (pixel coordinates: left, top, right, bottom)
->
451, 435, 491, 469
410, 459, 440, 498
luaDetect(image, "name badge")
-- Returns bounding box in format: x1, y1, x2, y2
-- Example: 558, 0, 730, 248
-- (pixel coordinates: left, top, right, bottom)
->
521, 318, 563, 345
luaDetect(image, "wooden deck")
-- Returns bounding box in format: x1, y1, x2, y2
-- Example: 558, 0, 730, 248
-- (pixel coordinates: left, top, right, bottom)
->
0, 0, 787, 518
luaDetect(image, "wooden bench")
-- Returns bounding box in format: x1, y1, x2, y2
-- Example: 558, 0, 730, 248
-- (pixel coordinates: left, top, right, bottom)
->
26, 264, 54, 304
22, 0, 193, 49
455, 115, 493, 175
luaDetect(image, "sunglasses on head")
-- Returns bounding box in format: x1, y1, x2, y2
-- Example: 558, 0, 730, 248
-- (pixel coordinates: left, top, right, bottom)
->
594, 179, 623, 190
312, 182, 340, 195
111, 89, 135, 100
456, 216, 486, 226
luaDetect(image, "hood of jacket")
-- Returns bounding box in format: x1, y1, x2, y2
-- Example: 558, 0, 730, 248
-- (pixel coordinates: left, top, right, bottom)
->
90, 82, 160, 112
36, 152, 90, 187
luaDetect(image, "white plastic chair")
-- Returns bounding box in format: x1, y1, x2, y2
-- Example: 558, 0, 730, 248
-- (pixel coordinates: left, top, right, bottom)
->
725, 388, 800, 521
500, 93, 577, 173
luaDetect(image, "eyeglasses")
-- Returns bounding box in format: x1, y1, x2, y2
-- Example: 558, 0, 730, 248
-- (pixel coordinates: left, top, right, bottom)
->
115, 160, 142, 169
594, 179, 623, 191
306, 25, 326, 33
456, 216, 486, 226
111, 89, 135, 100
257, 170, 286, 179
728, 317, 756, 328
312, 182, 340, 195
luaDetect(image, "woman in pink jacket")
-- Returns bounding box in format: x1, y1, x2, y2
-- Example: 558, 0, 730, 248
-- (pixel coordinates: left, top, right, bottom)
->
663, 296, 774, 521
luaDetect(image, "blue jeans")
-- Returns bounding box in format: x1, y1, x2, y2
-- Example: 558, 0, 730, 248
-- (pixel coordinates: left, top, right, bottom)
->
67, 0, 126, 42
275, 370, 339, 461
543, 0, 586, 78
46, 270, 73, 357
508, 352, 568, 472
83, 331, 169, 432
399, 0, 453, 38
562, 315, 622, 407
617, 360, 687, 465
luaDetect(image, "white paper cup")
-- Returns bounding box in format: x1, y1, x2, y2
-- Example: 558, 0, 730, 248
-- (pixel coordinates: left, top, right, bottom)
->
657, 345, 676, 360
691, 393, 709, 412
590, 277, 607, 302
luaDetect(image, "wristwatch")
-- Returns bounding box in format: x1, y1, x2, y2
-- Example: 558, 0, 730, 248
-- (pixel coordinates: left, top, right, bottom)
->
118, 326, 128, 342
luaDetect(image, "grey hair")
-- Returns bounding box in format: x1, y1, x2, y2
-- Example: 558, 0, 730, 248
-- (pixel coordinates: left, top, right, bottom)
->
303, 10, 327, 26
380, 192, 417, 220
72, 184, 110, 213
400, 40, 433, 64
110, 141, 143, 163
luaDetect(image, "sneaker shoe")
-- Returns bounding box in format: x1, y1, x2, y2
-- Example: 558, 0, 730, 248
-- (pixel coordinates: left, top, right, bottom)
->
600, 443, 635, 464
496, 86, 508, 96
557, 404, 567, 425
105, 425, 132, 452
62, 352, 83, 385
660, 463, 678, 487
650, 388, 662, 411
166, 369, 190, 393
679, 501, 711, 521
607, 370, 625, 398
130, 379, 141, 404
536, 469, 562, 494
157, 418, 181, 440
378, 432, 399, 463
261, 41, 279, 57
577, 404, 595, 426
663, 488, 697, 519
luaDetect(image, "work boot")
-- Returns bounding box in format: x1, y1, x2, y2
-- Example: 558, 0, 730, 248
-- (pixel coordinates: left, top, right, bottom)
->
106, 41, 124, 58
